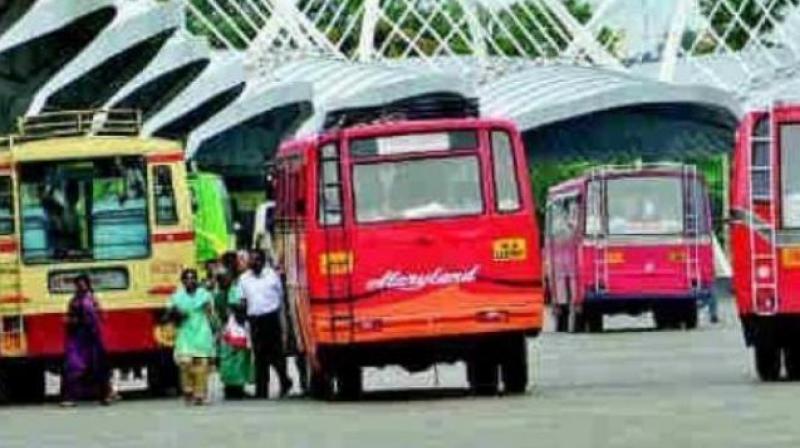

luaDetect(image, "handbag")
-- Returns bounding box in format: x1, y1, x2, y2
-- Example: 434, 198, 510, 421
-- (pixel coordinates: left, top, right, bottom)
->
222, 315, 250, 349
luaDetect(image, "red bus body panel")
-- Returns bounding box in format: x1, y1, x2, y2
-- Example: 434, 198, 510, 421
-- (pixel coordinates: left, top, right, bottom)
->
276, 119, 542, 368
731, 106, 800, 321
545, 170, 715, 320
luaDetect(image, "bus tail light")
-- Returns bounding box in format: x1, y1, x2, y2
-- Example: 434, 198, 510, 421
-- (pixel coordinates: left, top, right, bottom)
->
476, 310, 509, 323
756, 264, 773, 281
669, 250, 687, 263
605, 251, 625, 264
358, 319, 384, 332
755, 290, 777, 314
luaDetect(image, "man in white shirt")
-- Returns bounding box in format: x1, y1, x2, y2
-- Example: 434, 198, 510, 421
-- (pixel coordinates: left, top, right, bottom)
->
239, 250, 292, 398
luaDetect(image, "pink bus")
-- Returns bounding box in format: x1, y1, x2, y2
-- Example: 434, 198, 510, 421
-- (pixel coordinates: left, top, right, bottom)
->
544, 164, 715, 332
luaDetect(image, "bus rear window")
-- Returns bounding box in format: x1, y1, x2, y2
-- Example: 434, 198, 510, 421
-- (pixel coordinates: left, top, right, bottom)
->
491, 131, 521, 212
0, 176, 12, 235
781, 124, 800, 228
350, 130, 477, 158
19, 157, 149, 263
607, 177, 683, 236
353, 156, 482, 223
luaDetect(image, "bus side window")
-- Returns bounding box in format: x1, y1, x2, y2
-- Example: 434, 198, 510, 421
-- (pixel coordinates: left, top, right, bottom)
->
586, 181, 602, 236
490, 131, 521, 212
0, 176, 12, 235
153, 165, 178, 225
752, 116, 770, 199
318, 143, 342, 226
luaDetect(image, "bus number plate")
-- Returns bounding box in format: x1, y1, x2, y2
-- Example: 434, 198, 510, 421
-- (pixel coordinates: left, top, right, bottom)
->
493, 238, 527, 262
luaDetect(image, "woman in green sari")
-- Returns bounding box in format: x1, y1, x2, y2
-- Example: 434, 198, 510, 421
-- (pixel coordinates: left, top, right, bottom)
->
216, 253, 253, 399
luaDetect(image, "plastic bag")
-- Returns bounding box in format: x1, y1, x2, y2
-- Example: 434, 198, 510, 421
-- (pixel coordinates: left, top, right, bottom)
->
222, 315, 250, 349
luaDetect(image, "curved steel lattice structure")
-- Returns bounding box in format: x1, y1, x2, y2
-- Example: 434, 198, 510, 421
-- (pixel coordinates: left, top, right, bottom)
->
1, 0, 798, 177
188, 0, 800, 102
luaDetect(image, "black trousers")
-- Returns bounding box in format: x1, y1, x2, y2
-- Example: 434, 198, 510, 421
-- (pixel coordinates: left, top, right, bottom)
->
248, 311, 290, 398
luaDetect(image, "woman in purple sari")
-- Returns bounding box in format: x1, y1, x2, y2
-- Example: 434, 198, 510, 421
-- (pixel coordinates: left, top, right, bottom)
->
61, 274, 113, 406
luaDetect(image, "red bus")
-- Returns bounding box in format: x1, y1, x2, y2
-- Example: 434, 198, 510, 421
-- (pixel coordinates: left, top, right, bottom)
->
544, 164, 714, 333
730, 103, 800, 381
272, 117, 543, 399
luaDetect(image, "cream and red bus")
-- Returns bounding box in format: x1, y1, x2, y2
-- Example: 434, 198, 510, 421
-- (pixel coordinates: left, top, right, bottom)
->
0, 110, 195, 402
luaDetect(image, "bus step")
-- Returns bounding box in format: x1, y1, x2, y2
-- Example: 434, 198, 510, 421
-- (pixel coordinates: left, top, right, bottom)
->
750, 166, 772, 172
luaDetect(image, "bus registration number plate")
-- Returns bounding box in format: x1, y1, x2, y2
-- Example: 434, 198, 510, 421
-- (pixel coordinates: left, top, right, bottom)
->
493, 238, 527, 262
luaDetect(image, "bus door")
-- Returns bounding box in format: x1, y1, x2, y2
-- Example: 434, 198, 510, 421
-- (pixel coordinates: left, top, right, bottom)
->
0, 166, 24, 357
274, 154, 313, 353
546, 193, 581, 307
315, 141, 356, 344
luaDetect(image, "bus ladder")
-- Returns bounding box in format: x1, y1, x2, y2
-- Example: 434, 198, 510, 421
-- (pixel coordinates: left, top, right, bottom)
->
748, 106, 780, 316
319, 146, 355, 344
0, 259, 25, 356
591, 166, 609, 293
683, 164, 702, 291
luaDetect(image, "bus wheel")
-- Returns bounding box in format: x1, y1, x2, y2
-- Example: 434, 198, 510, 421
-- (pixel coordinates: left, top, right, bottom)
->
308, 368, 334, 401
784, 345, 800, 381
553, 305, 569, 332
683, 306, 698, 330
568, 305, 586, 334
586, 311, 603, 333
654, 309, 676, 330
0, 364, 45, 404
754, 342, 782, 382
467, 356, 499, 396
336, 365, 363, 401
501, 335, 528, 394
147, 358, 179, 397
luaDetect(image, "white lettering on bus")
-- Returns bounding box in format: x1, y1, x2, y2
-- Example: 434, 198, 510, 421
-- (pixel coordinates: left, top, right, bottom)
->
366, 265, 480, 292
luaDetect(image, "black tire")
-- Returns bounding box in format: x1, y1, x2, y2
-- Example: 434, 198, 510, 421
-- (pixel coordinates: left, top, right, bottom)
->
568, 305, 586, 334
467, 355, 499, 396
585, 311, 603, 333
336, 365, 363, 401
754, 342, 782, 382
19, 366, 45, 403
553, 305, 569, 333
147, 357, 179, 397
683, 306, 698, 330
308, 367, 334, 401
784, 345, 800, 381
500, 335, 528, 394
0, 364, 45, 404
654, 309, 678, 330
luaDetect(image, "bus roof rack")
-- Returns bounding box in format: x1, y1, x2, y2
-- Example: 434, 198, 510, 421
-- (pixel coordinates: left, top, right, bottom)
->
323, 94, 480, 131
1, 109, 142, 149
585, 161, 695, 177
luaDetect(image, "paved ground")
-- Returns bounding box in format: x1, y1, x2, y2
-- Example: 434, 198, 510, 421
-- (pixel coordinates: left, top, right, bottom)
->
2, 298, 800, 448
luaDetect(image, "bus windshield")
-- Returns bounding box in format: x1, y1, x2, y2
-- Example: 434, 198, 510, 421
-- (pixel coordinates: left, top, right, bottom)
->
353, 156, 483, 223
606, 176, 683, 236
19, 156, 149, 263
